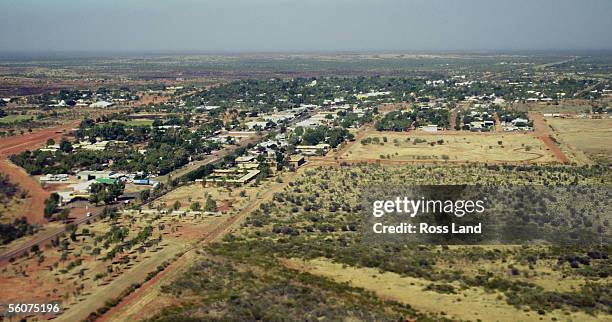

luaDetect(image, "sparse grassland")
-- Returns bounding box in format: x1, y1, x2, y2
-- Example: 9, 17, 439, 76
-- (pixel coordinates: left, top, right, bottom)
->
0, 206, 229, 321
114, 119, 154, 127
0, 115, 33, 124
284, 257, 602, 322
143, 164, 611, 321
155, 179, 277, 214
342, 131, 558, 163
548, 118, 612, 165
528, 103, 593, 114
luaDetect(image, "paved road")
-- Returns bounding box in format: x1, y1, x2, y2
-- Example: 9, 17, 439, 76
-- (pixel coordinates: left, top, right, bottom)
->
0, 205, 108, 263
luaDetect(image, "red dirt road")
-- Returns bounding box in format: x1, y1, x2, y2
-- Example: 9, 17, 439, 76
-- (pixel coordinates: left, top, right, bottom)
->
529, 112, 570, 164
0, 123, 76, 224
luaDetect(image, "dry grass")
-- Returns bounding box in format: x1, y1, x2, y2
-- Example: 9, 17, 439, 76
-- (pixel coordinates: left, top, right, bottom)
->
548, 118, 612, 164
284, 258, 600, 322
341, 131, 557, 163
0, 206, 227, 321
155, 179, 281, 213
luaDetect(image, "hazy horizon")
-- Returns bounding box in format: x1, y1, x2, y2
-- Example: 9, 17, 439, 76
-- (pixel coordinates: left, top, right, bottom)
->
1, 0, 611, 53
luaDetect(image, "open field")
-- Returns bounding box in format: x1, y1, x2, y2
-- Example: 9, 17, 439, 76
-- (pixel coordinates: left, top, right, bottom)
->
284, 257, 601, 322
548, 118, 612, 164
156, 181, 265, 214
522, 102, 594, 114
114, 119, 154, 127
0, 125, 75, 225
0, 115, 33, 123
0, 124, 74, 158
340, 131, 558, 163
135, 163, 611, 321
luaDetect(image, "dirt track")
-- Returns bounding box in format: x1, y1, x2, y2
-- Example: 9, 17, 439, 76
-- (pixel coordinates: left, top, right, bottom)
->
0, 124, 76, 224
98, 169, 304, 321
529, 112, 570, 164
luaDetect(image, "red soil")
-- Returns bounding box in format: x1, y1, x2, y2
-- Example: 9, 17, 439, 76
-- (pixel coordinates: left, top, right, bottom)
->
529, 112, 570, 164
0, 124, 76, 224
0, 160, 49, 224
0, 123, 76, 157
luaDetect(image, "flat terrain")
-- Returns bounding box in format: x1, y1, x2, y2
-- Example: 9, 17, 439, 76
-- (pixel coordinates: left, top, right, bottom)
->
284, 258, 600, 322
340, 131, 558, 163
0, 115, 33, 123
548, 118, 612, 164
0, 207, 229, 322
114, 119, 154, 127
98, 168, 307, 321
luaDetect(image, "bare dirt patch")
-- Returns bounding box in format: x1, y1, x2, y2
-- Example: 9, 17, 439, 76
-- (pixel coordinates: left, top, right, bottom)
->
341, 131, 557, 164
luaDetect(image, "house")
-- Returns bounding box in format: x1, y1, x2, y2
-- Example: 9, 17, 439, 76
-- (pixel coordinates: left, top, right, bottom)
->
235, 155, 257, 164
77, 140, 109, 151
469, 122, 484, 131
235, 155, 259, 169
245, 121, 270, 130
204, 169, 261, 186
226, 131, 257, 138
40, 174, 69, 182
40, 144, 60, 152
288, 155, 305, 168
511, 118, 529, 126
294, 119, 321, 128
133, 179, 150, 185
418, 124, 439, 133
296, 143, 331, 156
89, 101, 114, 108
195, 105, 221, 111
76, 170, 114, 181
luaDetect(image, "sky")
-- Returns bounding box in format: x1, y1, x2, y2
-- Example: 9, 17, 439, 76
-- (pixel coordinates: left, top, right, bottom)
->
0, 0, 611, 53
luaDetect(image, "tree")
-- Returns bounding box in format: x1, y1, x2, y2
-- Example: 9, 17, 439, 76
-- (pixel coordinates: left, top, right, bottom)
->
44, 193, 60, 218
90, 182, 125, 205
204, 196, 217, 212
56, 208, 70, 221
140, 189, 150, 202
47, 138, 55, 146
59, 139, 73, 153
190, 201, 201, 211
173, 200, 181, 211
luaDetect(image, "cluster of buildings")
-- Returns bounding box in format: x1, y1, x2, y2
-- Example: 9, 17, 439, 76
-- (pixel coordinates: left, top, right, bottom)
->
44, 88, 137, 108
41, 140, 127, 152
355, 91, 391, 100
41, 170, 157, 205
461, 107, 496, 132
502, 118, 532, 132
244, 106, 308, 130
